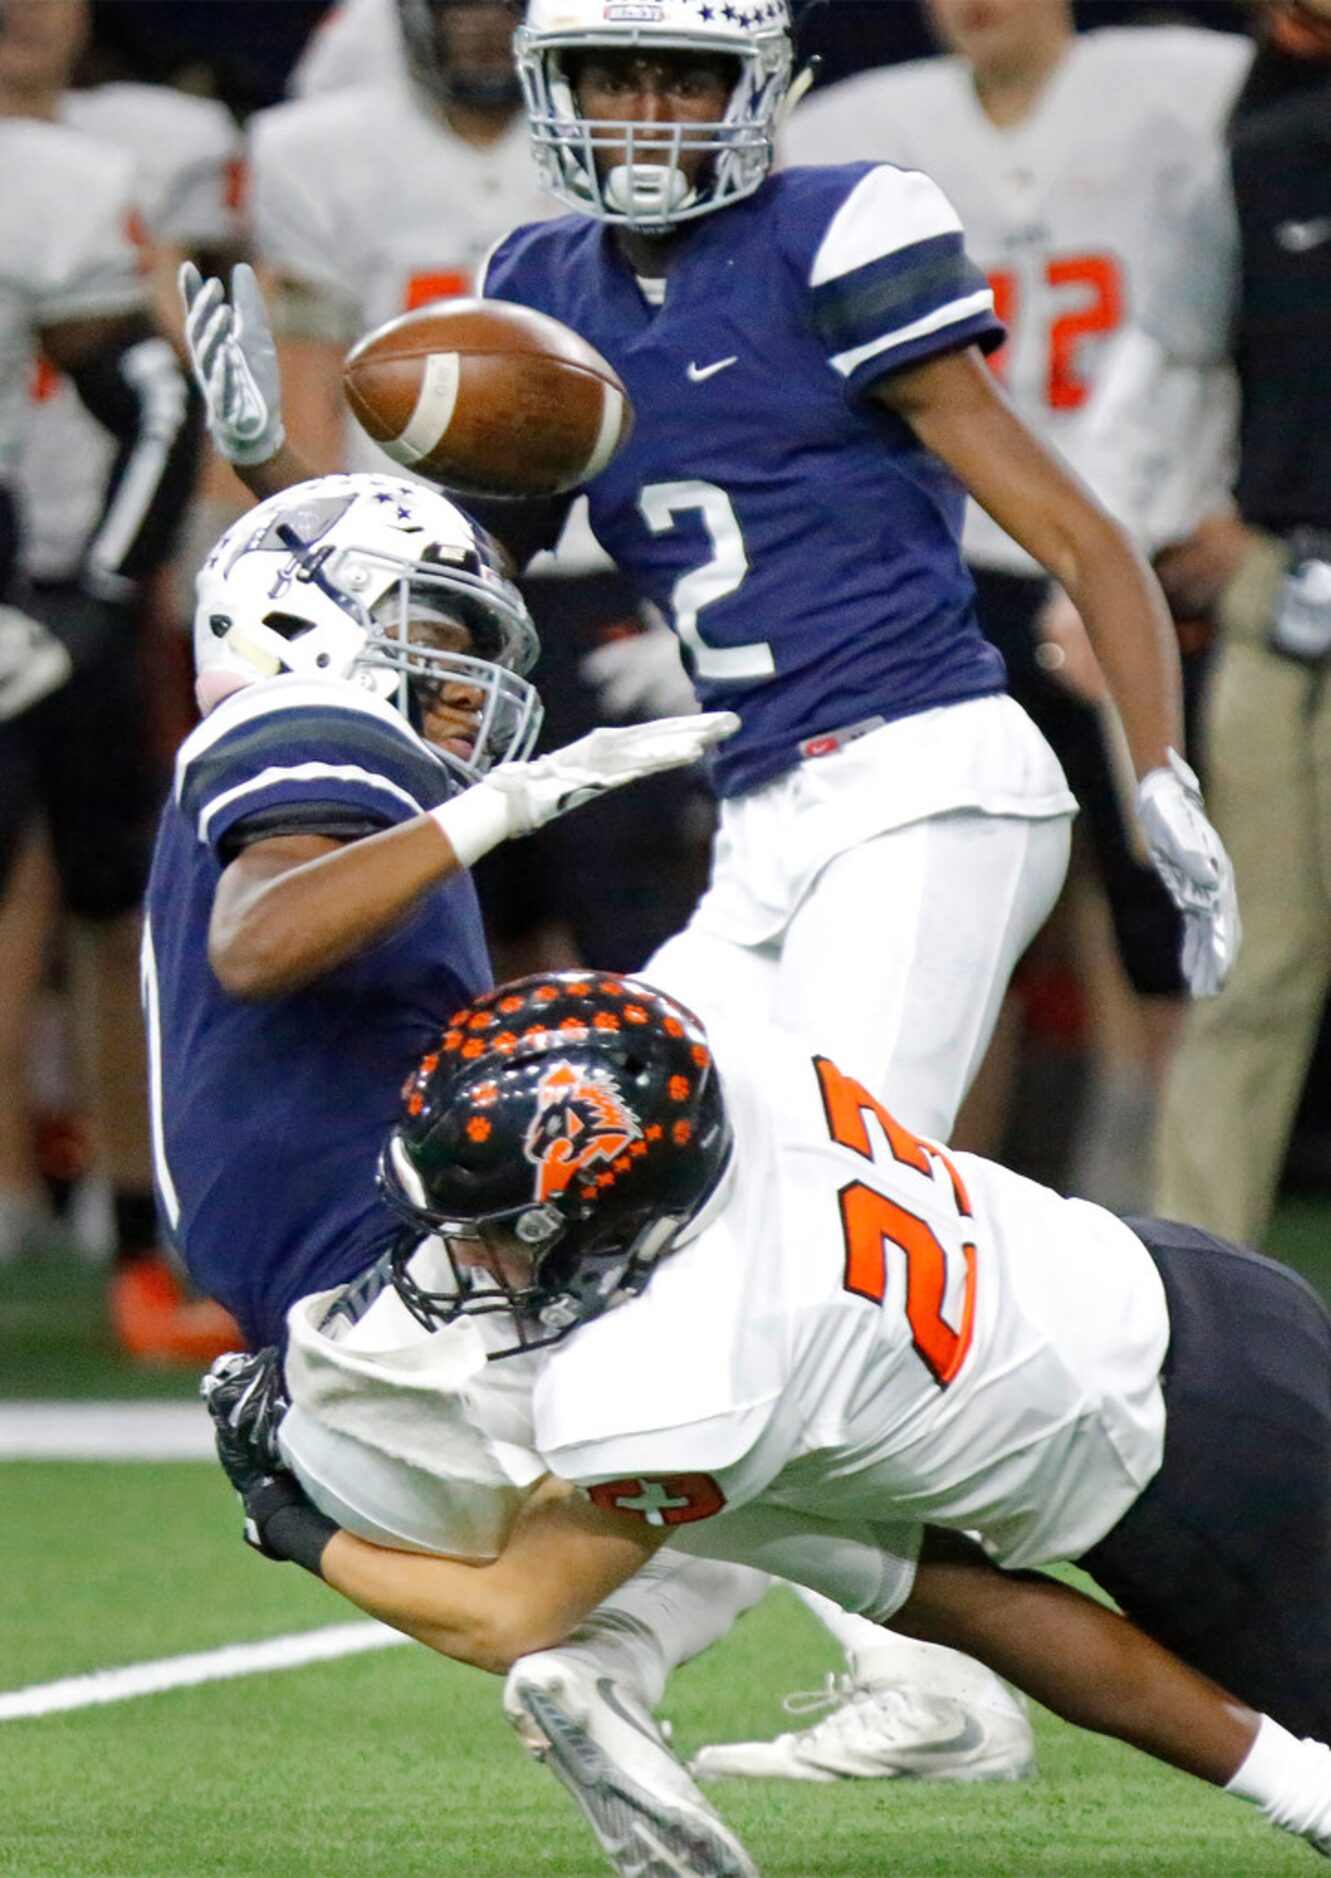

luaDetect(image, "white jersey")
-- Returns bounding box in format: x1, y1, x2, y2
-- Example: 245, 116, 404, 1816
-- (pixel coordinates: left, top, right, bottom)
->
18, 85, 243, 581
249, 83, 553, 473
782, 27, 1251, 566
0, 118, 146, 490
289, 0, 405, 99
532, 1015, 1169, 1621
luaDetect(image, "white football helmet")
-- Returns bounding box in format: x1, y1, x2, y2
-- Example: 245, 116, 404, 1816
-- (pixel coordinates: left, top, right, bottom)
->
515, 0, 794, 231
194, 474, 543, 781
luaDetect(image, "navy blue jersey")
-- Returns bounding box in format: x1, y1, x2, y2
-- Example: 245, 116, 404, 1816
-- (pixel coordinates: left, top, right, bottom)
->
143, 675, 491, 1348
482, 164, 1009, 797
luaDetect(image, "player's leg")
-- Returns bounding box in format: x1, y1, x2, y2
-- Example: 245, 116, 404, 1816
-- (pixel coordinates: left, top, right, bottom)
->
1080, 1216, 1331, 1742
1156, 640, 1331, 1242
779, 810, 1071, 1140
690, 811, 1064, 1783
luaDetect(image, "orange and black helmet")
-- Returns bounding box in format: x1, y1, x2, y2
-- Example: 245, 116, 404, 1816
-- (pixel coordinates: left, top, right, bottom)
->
379, 970, 731, 1353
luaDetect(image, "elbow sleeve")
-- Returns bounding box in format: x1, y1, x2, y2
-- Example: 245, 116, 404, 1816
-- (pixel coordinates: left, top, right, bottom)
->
69, 331, 203, 592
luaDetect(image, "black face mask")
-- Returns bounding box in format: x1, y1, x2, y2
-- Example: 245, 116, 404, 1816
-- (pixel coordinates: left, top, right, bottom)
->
397, 0, 523, 114
443, 66, 523, 110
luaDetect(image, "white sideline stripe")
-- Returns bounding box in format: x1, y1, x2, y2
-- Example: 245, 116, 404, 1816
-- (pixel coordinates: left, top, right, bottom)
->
0, 1401, 214, 1459
0, 1622, 409, 1722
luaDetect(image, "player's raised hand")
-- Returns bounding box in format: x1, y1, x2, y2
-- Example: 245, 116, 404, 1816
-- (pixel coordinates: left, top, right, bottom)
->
431, 711, 738, 867
1137, 748, 1241, 999
179, 261, 286, 466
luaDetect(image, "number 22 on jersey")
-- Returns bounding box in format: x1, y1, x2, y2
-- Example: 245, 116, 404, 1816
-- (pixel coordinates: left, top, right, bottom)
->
988, 254, 1123, 411
814, 1055, 977, 1388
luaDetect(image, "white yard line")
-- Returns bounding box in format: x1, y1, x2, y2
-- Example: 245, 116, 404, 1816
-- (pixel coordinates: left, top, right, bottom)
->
0, 1622, 409, 1721
0, 1400, 213, 1459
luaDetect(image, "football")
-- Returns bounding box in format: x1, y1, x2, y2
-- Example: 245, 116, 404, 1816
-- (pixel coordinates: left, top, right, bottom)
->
342, 299, 634, 499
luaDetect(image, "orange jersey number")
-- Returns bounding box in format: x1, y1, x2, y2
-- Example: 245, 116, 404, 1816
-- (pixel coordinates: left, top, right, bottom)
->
404, 270, 470, 312
815, 1056, 977, 1388
987, 252, 1124, 411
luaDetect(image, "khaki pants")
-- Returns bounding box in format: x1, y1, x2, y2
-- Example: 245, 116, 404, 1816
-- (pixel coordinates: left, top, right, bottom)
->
1155, 534, 1331, 1243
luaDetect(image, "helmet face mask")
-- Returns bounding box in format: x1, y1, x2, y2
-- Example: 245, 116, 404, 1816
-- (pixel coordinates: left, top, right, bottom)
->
396, 0, 524, 114
194, 474, 543, 781
516, 0, 794, 232
381, 973, 733, 1357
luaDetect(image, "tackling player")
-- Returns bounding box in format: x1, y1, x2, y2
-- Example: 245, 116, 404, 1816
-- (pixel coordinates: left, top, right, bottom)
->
211, 970, 1331, 1872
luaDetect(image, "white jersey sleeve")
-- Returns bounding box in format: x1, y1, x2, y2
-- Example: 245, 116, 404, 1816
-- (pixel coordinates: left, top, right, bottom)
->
249, 95, 364, 312
1080, 149, 1240, 546
62, 85, 243, 250
282, 1251, 546, 1563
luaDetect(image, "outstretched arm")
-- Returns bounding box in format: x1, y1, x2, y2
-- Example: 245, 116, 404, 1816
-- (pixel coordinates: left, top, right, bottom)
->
876, 346, 1179, 779
322, 1477, 666, 1674
209, 714, 738, 998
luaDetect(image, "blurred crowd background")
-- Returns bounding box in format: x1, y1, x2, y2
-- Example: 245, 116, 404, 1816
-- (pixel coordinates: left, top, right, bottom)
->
3, 0, 1329, 1367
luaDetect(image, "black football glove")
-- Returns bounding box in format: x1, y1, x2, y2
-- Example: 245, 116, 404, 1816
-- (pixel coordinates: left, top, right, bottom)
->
201, 1349, 336, 1570
201, 1346, 289, 1495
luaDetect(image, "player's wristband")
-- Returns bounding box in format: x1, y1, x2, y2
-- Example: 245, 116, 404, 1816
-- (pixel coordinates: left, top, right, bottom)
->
428, 783, 513, 870
244, 1475, 339, 1576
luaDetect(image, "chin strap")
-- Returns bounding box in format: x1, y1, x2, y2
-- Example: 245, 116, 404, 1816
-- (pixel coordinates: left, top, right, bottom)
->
775, 57, 820, 132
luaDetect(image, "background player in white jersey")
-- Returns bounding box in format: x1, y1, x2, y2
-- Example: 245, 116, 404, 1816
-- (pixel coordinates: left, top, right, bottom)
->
782, 0, 1252, 1207
209, 971, 1331, 1871
182, 0, 1237, 1785
0, 9, 202, 1355
250, 0, 543, 477
1, 0, 241, 1357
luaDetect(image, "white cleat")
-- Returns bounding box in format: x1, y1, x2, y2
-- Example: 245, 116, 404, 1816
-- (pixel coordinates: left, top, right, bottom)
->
689, 1675, 1036, 1784
504, 1653, 759, 1878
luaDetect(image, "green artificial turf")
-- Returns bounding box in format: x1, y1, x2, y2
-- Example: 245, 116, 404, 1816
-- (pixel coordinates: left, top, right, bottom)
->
0, 1464, 1313, 1878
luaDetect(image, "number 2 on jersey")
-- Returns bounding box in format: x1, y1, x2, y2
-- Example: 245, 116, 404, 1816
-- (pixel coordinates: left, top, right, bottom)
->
815, 1056, 977, 1388
638, 480, 774, 681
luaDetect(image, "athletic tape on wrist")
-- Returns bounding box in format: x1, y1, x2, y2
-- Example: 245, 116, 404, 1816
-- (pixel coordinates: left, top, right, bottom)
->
429, 784, 512, 869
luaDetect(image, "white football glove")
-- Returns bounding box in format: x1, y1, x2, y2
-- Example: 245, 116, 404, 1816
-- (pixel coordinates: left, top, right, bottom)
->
1136, 748, 1241, 999
0, 605, 73, 720
432, 711, 737, 867
580, 618, 699, 720
179, 261, 286, 466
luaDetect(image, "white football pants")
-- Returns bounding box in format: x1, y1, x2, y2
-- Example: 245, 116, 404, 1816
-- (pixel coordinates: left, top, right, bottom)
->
648, 809, 1071, 1141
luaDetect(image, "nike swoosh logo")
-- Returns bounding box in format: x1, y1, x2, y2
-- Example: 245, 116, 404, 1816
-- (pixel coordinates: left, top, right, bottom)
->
595, 1677, 665, 1747
687, 356, 739, 383
886, 1712, 988, 1764
1276, 217, 1331, 253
